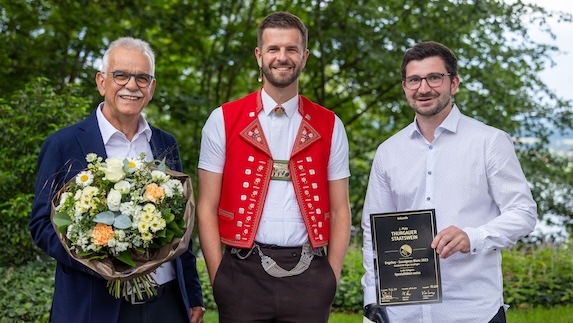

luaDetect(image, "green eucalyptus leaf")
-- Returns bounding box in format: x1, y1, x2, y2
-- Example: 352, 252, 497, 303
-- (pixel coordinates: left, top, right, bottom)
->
93, 211, 115, 225
113, 214, 132, 229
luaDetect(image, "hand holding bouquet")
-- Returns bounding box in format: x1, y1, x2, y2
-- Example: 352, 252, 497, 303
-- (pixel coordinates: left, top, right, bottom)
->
51, 153, 194, 300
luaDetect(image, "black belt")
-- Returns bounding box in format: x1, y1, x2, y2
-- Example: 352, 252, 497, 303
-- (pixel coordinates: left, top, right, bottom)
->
122, 279, 177, 305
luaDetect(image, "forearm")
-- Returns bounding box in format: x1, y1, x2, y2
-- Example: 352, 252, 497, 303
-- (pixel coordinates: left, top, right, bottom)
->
197, 169, 224, 284
326, 178, 351, 281
198, 218, 223, 284
327, 209, 351, 280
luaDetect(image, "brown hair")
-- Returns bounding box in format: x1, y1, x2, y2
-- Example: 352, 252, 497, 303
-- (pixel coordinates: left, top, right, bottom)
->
401, 41, 457, 79
257, 12, 308, 50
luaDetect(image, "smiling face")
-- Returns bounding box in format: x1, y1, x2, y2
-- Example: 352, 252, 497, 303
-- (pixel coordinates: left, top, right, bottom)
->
402, 56, 459, 120
96, 46, 156, 127
255, 27, 309, 95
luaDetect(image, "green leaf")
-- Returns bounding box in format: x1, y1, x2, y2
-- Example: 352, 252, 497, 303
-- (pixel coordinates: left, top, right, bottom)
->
163, 212, 175, 223
84, 253, 107, 261
115, 251, 136, 267
155, 157, 168, 172
52, 212, 72, 229
167, 221, 183, 237
164, 230, 174, 242
156, 229, 166, 238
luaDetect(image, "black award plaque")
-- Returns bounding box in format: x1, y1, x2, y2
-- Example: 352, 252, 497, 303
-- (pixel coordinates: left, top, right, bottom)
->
370, 209, 442, 306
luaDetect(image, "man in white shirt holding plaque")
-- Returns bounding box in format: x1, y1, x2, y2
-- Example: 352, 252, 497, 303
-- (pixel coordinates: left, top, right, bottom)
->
361, 41, 537, 323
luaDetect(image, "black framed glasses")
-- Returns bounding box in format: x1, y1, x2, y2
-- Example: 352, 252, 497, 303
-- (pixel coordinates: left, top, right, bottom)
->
403, 73, 451, 90
107, 70, 154, 88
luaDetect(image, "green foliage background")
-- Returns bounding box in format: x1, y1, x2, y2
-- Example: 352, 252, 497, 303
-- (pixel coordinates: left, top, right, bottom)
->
1, 0, 573, 318
0, 79, 91, 265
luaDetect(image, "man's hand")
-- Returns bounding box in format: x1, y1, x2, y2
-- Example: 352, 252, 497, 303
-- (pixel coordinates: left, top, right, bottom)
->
363, 303, 389, 323
190, 306, 205, 323
431, 225, 470, 259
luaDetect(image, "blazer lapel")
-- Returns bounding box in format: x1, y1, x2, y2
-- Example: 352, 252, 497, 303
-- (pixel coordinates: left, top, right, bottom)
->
76, 111, 107, 159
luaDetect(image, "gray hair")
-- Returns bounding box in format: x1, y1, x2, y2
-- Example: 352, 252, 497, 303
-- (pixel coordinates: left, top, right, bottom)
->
101, 37, 155, 75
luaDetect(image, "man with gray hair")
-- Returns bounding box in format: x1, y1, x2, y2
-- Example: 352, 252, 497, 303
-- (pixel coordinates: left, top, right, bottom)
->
30, 37, 205, 323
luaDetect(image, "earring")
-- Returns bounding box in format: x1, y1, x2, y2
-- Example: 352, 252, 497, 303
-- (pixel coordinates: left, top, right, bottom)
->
257, 68, 263, 83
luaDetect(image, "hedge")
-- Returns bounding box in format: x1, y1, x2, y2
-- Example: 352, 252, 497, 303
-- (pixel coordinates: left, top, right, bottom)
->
2, 240, 572, 322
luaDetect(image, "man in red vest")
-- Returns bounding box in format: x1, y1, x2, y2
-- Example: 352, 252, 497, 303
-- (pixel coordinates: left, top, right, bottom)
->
197, 11, 351, 323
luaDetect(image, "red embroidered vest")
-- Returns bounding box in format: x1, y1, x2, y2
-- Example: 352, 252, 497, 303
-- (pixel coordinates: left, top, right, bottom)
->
219, 90, 335, 248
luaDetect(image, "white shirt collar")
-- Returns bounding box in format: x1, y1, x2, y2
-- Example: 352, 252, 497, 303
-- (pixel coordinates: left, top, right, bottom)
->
261, 89, 298, 118
410, 104, 461, 139
95, 102, 152, 144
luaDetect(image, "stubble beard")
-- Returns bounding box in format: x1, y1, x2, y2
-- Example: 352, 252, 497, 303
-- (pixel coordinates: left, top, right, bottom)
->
410, 93, 452, 117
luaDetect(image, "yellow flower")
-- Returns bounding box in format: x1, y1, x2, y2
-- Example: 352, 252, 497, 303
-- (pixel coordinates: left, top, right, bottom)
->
143, 183, 165, 203
92, 223, 114, 246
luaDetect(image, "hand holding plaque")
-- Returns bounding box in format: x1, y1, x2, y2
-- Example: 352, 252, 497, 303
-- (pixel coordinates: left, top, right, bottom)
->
370, 209, 442, 306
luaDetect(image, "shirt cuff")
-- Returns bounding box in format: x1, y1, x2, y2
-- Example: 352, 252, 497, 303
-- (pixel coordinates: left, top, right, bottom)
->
463, 226, 486, 254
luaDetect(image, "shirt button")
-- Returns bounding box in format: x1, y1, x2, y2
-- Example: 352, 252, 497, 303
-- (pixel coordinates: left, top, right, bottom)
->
429, 145, 433, 150
428, 171, 432, 175
426, 197, 431, 201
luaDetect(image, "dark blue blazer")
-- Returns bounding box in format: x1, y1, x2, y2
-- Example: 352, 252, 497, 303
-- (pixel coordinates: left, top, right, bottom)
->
30, 110, 204, 323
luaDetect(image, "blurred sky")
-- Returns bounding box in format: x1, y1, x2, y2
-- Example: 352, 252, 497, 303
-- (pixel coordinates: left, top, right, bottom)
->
510, 0, 572, 240
524, 0, 573, 101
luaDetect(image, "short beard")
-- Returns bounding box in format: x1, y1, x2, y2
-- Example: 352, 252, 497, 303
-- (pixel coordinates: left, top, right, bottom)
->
261, 64, 302, 88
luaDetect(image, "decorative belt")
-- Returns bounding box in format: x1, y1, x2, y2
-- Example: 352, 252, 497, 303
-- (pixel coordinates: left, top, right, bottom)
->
230, 242, 324, 278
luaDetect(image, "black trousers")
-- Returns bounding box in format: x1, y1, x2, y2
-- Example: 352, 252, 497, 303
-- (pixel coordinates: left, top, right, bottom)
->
117, 279, 189, 323
213, 245, 337, 323
488, 306, 506, 323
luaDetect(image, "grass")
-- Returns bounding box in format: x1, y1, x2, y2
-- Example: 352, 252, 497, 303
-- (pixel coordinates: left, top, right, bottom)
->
507, 305, 573, 323
203, 306, 573, 322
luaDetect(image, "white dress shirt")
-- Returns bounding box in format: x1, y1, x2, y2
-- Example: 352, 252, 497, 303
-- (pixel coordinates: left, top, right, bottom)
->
96, 103, 176, 285
361, 105, 537, 322
199, 89, 350, 246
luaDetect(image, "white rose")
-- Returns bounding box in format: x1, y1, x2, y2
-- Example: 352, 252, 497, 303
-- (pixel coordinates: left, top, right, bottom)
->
107, 189, 122, 211
161, 183, 173, 198
162, 179, 183, 198
151, 170, 168, 182
114, 180, 131, 194
103, 158, 125, 182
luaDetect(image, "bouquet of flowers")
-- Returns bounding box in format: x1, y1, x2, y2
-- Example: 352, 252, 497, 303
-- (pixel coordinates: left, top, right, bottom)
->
51, 153, 194, 300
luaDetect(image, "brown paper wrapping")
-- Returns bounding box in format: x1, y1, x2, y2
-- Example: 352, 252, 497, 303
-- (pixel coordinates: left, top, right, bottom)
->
50, 169, 195, 282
